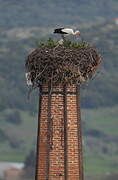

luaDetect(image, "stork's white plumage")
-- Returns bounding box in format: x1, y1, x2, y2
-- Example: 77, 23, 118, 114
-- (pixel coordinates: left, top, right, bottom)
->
61, 28, 80, 36
54, 28, 80, 36
54, 28, 80, 43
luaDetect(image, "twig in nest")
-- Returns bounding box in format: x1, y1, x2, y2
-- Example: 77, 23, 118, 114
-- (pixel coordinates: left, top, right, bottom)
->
34, 64, 48, 84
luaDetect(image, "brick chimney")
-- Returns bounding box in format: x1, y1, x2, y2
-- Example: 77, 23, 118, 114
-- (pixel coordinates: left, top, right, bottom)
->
35, 84, 83, 180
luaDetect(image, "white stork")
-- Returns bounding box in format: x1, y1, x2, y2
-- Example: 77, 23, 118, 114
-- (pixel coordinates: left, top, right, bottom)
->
53, 28, 80, 41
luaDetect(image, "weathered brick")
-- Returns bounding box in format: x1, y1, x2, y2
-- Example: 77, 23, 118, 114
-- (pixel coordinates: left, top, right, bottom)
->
36, 85, 83, 180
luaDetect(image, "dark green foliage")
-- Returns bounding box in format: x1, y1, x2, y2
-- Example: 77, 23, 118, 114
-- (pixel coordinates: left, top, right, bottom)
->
8, 137, 23, 148
23, 150, 36, 178
24, 150, 36, 167
5, 110, 22, 125
63, 40, 88, 48
38, 38, 57, 48
84, 129, 106, 138
38, 38, 89, 48
0, 129, 8, 142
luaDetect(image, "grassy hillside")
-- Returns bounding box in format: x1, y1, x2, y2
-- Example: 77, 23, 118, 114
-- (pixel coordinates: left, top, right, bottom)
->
82, 106, 118, 176
0, 109, 37, 162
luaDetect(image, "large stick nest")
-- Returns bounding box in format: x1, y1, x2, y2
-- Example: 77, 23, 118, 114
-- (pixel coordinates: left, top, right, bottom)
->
25, 43, 101, 87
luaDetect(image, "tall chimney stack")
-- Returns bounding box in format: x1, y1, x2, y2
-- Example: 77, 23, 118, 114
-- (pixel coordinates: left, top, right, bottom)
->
35, 84, 83, 180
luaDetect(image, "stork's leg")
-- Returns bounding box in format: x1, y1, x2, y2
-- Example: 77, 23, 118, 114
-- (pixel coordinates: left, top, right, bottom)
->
80, 35, 85, 43
61, 34, 66, 41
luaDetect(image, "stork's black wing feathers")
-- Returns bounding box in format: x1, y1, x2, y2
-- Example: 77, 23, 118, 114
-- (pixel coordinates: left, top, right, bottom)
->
53, 28, 68, 34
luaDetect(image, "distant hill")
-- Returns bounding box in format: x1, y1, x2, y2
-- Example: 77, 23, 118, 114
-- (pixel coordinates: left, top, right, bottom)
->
0, 0, 118, 28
